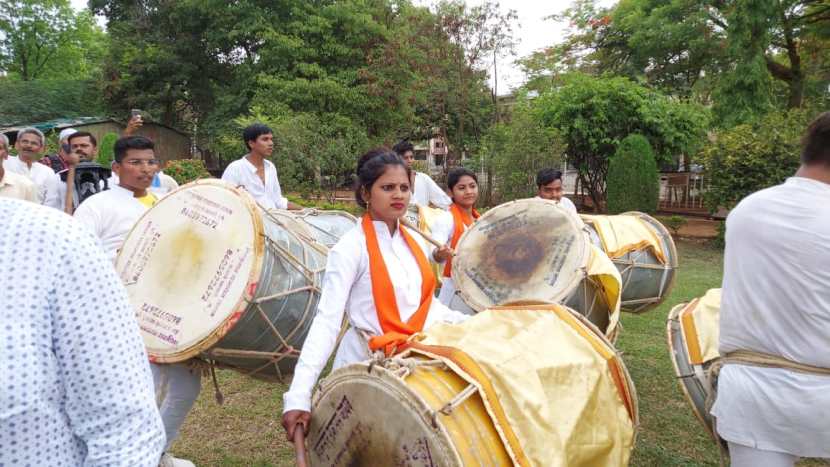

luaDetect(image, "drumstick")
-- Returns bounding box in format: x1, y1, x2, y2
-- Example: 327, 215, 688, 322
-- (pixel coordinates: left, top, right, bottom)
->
293, 426, 308, 467
64, 165, 76, 215
399, 216, 448, 250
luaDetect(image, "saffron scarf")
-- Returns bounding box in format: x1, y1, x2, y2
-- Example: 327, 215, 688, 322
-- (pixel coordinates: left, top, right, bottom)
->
442, 203, 480, 278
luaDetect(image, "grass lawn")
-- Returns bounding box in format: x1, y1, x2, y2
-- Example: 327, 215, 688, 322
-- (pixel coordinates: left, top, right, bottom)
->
171, 239, 827, 466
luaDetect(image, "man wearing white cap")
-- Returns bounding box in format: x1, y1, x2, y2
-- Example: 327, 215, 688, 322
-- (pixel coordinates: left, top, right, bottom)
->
40, 128, 78, 173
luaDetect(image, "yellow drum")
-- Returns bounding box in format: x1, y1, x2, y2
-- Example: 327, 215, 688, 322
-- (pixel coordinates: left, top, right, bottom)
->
308, 305, 638, 466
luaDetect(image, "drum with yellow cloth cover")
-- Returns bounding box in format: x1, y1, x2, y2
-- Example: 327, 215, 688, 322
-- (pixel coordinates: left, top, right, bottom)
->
451, 198, 622, 339
666, 288, 721, 439
582, 212, 678, 313
308, 304, 638, 466
115, 179, 328, 381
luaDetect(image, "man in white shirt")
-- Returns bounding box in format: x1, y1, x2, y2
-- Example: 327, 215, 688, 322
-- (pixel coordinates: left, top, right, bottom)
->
44, 131, 108, 212
393, 140, 452, 209
221, 123, 301, 210
2, 127, 53, 203
536, 168, 577, 213
74, 136, 199, 467
1, 197, 165, 466
0, 134, 38, 202
711, 112, 830, 466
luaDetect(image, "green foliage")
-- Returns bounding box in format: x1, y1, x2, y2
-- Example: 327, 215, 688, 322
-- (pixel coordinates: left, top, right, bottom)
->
0, 79, 105, 126
97, 132, 118, 168
164, 159, 212, 185
0, 1, 107, 81
700, 108, 813, 211
286, 194, 361, 216
658, 215, 688, 236
535, 73, 708, 211
606, 134, 659, 214
477, 97, 563, 204
713, 220, 726, 249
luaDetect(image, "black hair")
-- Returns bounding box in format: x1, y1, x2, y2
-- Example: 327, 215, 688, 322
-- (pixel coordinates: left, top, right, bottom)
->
447, 167, 478, 190
68, 131, 97, 147
536, 168, 563, 188
354, 148, 409, 208
114, 136, 154, 163
801, 112, 830, 166
392, 140, 414, 156
242, 123, 273, 151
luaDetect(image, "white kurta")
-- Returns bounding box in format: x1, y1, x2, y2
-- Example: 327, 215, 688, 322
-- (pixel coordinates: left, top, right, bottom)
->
535, 195, 577, 214
712, 176, 830, 457
282, 220, 470, 412
73, 185, 152, 261
221, 156, 288, 209
3, 155, 53, 203
429, 209, 468, 306
0, 170, 38, 202
411, 171, 451, 209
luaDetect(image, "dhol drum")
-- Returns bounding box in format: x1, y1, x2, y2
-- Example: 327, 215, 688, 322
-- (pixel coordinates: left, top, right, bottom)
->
451, 198, 621, 338
582, 212, 678, 313
115, 179, 328, 381
308, 304, 638, 466
292, 208, 358, 248
666, 288, 721, 439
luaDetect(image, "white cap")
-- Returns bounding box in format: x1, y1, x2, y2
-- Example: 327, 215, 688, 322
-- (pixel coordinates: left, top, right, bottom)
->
59, 128, 77, 142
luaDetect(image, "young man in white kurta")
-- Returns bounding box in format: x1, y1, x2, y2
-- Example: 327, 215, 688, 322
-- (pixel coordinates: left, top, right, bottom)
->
393, 140, 452, 210
711, 113, 830, 466
283, 220, 469, 412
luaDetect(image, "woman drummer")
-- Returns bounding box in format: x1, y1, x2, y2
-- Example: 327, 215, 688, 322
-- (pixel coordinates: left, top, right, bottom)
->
431, 167, 480, 306
281, 149, 469, 441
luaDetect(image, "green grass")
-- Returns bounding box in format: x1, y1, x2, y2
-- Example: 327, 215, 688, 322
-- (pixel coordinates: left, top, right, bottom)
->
171, 239, 827, 466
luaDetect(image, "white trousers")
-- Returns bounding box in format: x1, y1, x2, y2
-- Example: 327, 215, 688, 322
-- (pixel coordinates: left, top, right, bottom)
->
151, 362, 202, 450
728, 442, 798, 467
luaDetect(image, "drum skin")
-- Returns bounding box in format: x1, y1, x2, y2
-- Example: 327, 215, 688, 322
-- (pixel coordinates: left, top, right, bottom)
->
292, 209, 358, 249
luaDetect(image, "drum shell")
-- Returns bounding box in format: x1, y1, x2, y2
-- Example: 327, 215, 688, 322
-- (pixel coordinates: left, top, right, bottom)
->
292, 209, 358, 248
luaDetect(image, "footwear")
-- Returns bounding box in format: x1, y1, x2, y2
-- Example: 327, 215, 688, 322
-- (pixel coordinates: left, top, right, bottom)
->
159, 453, 196, 467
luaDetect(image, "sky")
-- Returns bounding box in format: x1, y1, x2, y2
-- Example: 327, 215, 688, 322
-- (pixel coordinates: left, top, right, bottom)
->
70, 0, 613, 93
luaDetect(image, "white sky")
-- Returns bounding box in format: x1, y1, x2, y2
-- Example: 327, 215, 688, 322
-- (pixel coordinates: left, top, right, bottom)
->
71, 0, 615, 93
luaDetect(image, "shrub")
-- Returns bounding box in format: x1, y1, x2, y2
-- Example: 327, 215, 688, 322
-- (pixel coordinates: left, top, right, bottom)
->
658, 215, 688, 236
97, 132, 118, 168
165, 159, 212, 185
606, 134, 659, 214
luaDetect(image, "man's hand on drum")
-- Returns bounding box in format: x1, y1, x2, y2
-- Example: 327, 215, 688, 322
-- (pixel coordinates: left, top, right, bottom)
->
282, 410, 311, 442
433, 244, 454, 263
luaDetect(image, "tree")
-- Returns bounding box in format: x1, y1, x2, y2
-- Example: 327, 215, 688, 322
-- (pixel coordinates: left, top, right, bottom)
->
606, 134, 659, 214
535, 73, 708, 211
0, 78, 105, 126
0, 1, 106, 80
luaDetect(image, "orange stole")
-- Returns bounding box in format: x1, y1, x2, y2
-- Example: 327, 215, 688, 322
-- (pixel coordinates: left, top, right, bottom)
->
442, 203, 480, 278
362, 214, 436, 355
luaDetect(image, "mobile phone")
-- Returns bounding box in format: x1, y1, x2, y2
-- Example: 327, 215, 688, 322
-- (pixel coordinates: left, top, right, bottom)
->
131, 109, 142, 119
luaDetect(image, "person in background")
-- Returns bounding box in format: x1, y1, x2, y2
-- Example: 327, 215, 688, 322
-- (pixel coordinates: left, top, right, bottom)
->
44, 131, 103, 211
2, 127, 53, 203
711, 111, 830, 467
281, 149, 468, 443
536, 168, 577, 214
0, 134, 37, 202
393, 140, 451, 210
430, 167, 480, 306
119, 112, 179, 196
222, 123, 301, 210
74, 136, 199, 467
40, 128, 77, 173
0, 198, 165, 466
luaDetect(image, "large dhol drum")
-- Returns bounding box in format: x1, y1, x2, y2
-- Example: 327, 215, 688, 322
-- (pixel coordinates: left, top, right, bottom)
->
666, 288, 721, 439
582, 212, 678, 313
451, 198, 621, 338
308, 305, 638, 466
292, 208, 358, 248
115, 179, 327, 381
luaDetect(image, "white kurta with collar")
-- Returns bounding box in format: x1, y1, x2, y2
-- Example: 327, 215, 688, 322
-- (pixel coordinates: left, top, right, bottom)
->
221, 156, 288, 209
283, 220, 470, 412
711, 176, 830, 457
429, 209, 473, 305
73, 184, 151, 261
3, 155, 53, 203
411, 171, 451, 209
0, 170, 38, 202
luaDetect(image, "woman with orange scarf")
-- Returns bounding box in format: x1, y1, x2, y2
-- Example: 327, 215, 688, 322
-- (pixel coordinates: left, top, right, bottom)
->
281, 149, 469, 442
431, 167, 481, 306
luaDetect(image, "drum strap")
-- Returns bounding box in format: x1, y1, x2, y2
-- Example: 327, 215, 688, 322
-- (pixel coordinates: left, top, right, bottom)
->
443, 203, 479, 278
362, 214, 435, 356
706, 350, 830, 466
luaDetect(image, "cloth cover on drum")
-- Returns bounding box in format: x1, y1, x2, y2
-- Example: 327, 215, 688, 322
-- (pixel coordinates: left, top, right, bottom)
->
414, 305, 637, 467
573, 243, 623, 339
581, 214, 667, 264
680, 288, 721, 365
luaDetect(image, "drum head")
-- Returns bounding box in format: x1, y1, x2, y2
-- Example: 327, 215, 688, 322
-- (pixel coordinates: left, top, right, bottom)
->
293, 209, 357, 248
452, 198, 588, 312
115, 180, 264, 362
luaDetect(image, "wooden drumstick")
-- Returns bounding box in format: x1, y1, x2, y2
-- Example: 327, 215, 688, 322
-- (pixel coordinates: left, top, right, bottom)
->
399, 216, 446, 250
293, 425, 308, 467
64, 165, 76, 215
